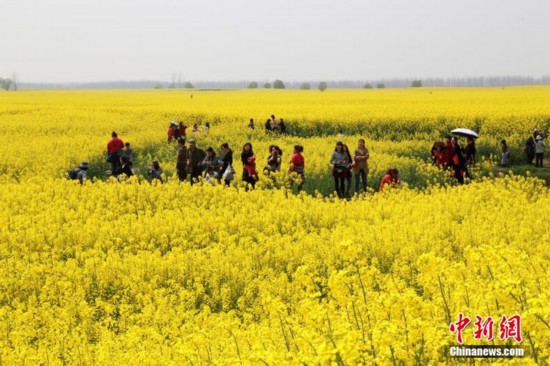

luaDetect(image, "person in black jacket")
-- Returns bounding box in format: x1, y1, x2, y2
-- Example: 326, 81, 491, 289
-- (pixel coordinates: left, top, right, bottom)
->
265, 119, 272, 132
220, 143, 234, 186
241, 142, 257, 189
451, 137, 466, 184
279, 118, 286, 134
113, 156, 133, 179
524, 136, 535, 165
464, 137, 477, 166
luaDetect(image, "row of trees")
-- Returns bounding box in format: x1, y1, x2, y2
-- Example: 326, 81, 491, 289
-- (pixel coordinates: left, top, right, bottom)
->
0, 74, 17, 91
247, 80, 423, 90
158, 78, 421, 91
156, 81, 194, 89
248, 80, 328, 92
362, 80, 421, 89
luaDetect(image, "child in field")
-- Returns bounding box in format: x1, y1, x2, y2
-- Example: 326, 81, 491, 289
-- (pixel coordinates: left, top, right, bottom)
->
205, 167, 217, 185
379, 168, 401, 192
244, 156, 258, 180
147, 161, 163, 182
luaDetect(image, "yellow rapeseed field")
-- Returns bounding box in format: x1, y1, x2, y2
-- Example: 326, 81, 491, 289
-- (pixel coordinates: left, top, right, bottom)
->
0, 88, 549, 364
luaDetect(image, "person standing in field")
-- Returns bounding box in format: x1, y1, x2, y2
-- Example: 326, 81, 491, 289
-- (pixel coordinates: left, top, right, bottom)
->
266, 145, 282, 173
432, 142, 447, 168
220, 143, 234, 186
265, 118, 272, 132
500, 139, 510, 167
379, 168, 401, 191
330, 141, 350, 198
201, 147, 223, 182
176, 138, 188, 182
451, 137, 466, 184
241, 142, 257, 189
342, 144, 353, 197
167, 123, 176, 143
524, 136, 535, 165
535, 135, 545, 167
248, 119, 255, 129
464, 138, 476, 166
187, 139, 206, 185
271, 115, 278, 130
289, 145, 305, 192
353, 139, 369, 194
107, 132, 125, 172
174, 123, 182, 140
279, 118, 286, 134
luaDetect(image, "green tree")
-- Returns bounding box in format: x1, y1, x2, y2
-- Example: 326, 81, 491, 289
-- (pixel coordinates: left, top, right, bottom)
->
248, 81, 258, 89
264, 82, 272, 89
273, 80, 285, 89
183, 82, 195, 89
300, 82, 311, 90
318, 82, 328, 92
376, 83, 385, 89
363, 83, 373, 89
0, 77, 13, 91
411, 80, 422, 87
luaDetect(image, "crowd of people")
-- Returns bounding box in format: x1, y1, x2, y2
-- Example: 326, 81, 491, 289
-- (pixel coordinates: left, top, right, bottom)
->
523, 128, 546, 167
66, 129, 435, 195
430, 135, 475, 184
67, 123, 547, 196
247, 115, 287, 134
428, 128, 546, 185
167, 121, 210, 143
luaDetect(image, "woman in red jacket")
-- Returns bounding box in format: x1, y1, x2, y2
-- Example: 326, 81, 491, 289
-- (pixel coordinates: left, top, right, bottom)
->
289, 145, 305, 192
167, 123, 176, 143
379, 168, 401, 192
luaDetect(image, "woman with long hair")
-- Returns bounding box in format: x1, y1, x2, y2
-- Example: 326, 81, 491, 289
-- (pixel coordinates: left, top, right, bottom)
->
353, 139, 369, 193
220, 143, 234, 186
241, 142, 257, 189
330, 142, 350, 198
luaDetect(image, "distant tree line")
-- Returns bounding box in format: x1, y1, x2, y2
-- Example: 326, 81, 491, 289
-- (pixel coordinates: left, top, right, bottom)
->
15, 75, 550, 90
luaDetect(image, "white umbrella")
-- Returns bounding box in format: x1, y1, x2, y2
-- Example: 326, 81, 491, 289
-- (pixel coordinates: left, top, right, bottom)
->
451, 128, 479, 139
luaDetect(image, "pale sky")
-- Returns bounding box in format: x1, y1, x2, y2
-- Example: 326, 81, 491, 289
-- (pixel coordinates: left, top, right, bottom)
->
1, 0, 549, 83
